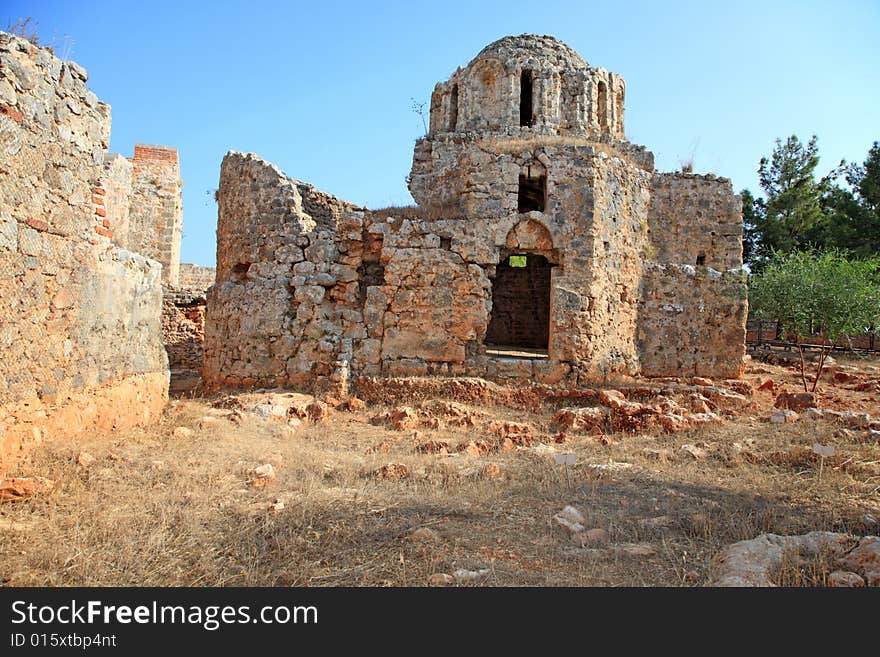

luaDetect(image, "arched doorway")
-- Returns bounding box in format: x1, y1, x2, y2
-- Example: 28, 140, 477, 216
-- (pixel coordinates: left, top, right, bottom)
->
485, 253, 552, 351
485, 219, 557, 358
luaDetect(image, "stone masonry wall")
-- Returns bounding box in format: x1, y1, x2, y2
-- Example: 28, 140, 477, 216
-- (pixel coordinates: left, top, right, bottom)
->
637, 264, 748, 378
162, 264, 214, 393
178, 262, 215, 289
128, 144, 183, 284
648, 173, 743, 270
0, 33, 168, 473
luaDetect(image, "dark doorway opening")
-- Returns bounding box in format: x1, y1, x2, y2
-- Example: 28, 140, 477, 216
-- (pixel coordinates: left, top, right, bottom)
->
518, 167, 546, 213
520, 70, 534, 127
485, 254, 551, 353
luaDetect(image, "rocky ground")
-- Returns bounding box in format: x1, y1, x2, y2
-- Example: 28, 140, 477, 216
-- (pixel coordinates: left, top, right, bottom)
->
1, 352, 878, 587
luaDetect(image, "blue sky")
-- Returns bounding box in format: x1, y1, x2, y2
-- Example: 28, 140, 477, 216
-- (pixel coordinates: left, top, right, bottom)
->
6, 0, 879, 266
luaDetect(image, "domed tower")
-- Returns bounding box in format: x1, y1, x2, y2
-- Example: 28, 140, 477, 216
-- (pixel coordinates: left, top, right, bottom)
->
429, 34, 625, 138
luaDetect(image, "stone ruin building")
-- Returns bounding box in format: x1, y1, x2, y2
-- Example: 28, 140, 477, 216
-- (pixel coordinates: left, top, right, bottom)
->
0, 32, 212, 472
204, 34, 748, 394
1, 31, 748, 472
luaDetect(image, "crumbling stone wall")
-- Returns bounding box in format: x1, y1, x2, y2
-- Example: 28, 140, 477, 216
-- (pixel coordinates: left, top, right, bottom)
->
162, 264, 214, 393
128, 144, 183, 284
204, 35, 747, 393
0, 33, 168, 473
178, 262, 215, 289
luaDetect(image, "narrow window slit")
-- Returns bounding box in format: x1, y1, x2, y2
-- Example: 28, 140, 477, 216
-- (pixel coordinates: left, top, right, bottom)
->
520, 70, 534, 127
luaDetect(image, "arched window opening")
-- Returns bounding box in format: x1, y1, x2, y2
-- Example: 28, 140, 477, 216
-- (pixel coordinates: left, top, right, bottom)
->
597, 81, 608, 130
518, 162, 546, 213
520, 70, 534, 127
448, 84, 458, 131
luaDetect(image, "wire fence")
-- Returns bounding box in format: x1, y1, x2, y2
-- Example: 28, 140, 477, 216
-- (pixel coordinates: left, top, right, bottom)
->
746, 319, 880, 353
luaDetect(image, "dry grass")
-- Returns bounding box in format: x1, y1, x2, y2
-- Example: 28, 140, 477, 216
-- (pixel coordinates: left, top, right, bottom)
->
1, 359, 878, 587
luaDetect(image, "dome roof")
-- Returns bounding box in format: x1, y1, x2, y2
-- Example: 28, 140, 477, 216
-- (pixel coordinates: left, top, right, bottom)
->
468, 34, 589, 71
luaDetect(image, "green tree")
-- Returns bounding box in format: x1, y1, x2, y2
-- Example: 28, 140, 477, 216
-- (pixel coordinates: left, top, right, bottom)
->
840, 141, 880, 257
740, 188, 762, 267
756, 135, 834, 254
749, 250, 880, 392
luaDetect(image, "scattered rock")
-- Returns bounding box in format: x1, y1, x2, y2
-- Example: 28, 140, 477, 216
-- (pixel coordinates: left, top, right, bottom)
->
458, 440, 494, 456
346, 397, 366, 411
416, 440, 449, 455
757, 378, 776, 392
803, 408, 824, 421
248, 463, 276, 488
692, 377, 714, 386
76, 451, 95, 467
642, 448, 674, 462
586, 460, 633, 473
0, 477, 54, 503
828, 570, 865, 587
775, 392, 815, 412
770, 409, 799, 424
269, 498, 285, 513
389, 406, 419, 431
571, 528, 608, 546
680, 444, 709, 460
172, 426, 193, 439
374, 463, 411, 480
658, 413, 689, 432
306, 400, 329, 422
710, 531, 856, 587
253, 403, 288, 421
836, 536, 880, 586
409, 527, 440, 543
481, 462, 503, 480
199, 416, 220, 428
428, 573, 455, 586
552, 406, 609, 433
617, 543, 657, 558
453, 568, 490, 582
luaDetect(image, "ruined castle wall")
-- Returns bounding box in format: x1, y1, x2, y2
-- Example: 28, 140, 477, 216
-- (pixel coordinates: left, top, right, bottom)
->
162, 286, 206, 393
637, 264, 747, 378
99, 153, 133, 249
0, 34, 168, 472
204, 152, 361, 390
578, 153, 651, 377
648, 173, 743, 270
128, 144, 183, 284
178, 262, 215, 289
637, 173, 747, 377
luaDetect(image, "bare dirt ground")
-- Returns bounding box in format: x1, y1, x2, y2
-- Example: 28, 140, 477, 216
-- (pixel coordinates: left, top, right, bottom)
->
1, 354, 878, 587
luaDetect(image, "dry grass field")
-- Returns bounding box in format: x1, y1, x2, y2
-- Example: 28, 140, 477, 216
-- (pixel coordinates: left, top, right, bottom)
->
1, 355, 878, 587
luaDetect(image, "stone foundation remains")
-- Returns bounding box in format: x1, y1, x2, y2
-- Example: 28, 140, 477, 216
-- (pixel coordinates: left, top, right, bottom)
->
204, 34, 747, 394
0, 32, 174, 472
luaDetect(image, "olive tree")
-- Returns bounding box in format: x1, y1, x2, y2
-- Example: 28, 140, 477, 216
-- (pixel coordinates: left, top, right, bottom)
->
749, 250, 880, 391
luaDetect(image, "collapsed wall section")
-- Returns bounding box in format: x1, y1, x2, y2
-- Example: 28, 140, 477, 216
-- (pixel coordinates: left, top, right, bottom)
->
204, 152, 362, 391
0, 33, 168, 473
638, 174, 747, 377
